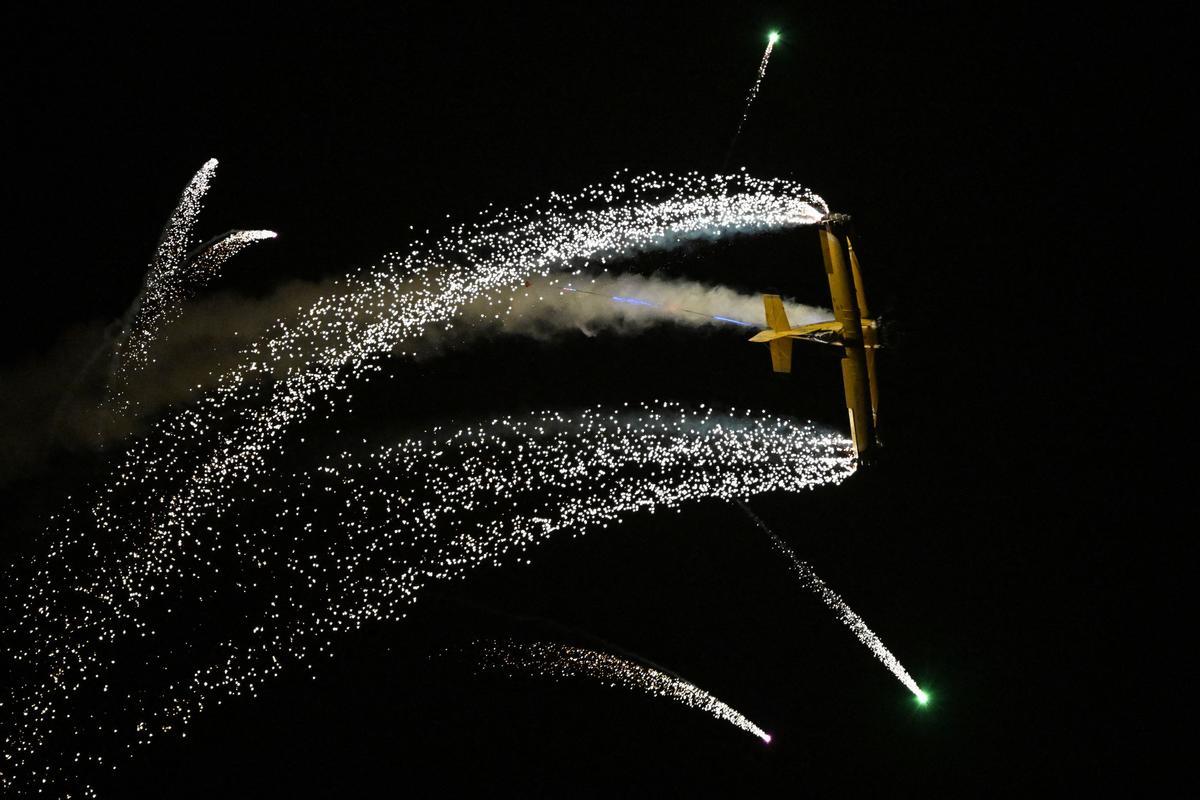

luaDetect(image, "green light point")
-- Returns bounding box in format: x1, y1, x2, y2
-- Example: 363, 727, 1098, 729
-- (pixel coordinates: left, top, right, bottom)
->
915, 689, 930, 706
768, 31, 780, 44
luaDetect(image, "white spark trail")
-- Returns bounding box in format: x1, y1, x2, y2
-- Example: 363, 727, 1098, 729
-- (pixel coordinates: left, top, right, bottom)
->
96, 171, 827, 565
2, 403, 850, 793
111, 159, 275, 391
470, 639, 773, 743
726, 36, 778, 164
189, 229, 278, 279
734, 499, 926, 700
2, 169, 832, 794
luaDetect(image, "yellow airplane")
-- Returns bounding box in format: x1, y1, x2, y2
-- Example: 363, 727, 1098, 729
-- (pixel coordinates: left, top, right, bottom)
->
749, 214, 881, 459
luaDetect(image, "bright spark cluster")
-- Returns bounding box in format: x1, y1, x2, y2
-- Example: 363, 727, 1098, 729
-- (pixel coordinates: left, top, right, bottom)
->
111, 159, 275, 390
190, 229, 278, 278
469, 639, 773, 744
1, 403, 850, 793
97, 169, 828, 556
1, 169, 834, 794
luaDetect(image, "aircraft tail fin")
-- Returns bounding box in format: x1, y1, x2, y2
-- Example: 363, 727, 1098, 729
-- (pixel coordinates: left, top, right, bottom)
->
763, 294, 791, 332
763, 295, 793, 373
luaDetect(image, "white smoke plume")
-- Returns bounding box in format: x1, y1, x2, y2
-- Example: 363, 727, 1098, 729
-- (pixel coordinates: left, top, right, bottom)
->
1, 271, 827, 481
490, 272, 828, 339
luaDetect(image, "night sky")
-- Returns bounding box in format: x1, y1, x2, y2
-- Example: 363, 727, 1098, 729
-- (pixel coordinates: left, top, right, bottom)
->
2, 4, 1159, 795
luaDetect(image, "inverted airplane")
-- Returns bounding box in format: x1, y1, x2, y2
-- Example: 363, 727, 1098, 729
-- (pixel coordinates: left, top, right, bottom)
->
749, 213, 881, 459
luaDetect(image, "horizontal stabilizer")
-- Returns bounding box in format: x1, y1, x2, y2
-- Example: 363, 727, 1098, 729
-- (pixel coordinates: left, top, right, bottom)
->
748, 320, 841, 343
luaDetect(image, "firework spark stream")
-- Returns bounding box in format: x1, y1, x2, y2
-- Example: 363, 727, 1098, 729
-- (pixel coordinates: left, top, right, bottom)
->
2, 403, 852, 793
110, 159, 276, 393
1, 170, 837, 794
734, 500, 928, 702
466, 639, 773, 743
726, 32, 780, 165
99, 169, 828, 525
69, 170, 831, 622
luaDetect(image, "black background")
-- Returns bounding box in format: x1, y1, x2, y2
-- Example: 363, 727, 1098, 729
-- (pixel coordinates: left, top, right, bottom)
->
2, 3, 1165, 795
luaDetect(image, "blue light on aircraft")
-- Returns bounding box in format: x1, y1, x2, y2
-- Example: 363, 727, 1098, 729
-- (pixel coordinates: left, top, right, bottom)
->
713, 315, 753, 327
610, 295, 659, 308
567, 286, 753, 328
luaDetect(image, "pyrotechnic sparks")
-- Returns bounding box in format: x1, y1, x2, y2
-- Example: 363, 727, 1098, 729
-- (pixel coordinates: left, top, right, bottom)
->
96, 169, 827, 546
189, 229, 278, 278
734, 500, 927, 700
1, 402, 850, 793
726, 32, 780, 164
467, 640, 773, 743
110, 159, 275, 393
1, 168, 835, 794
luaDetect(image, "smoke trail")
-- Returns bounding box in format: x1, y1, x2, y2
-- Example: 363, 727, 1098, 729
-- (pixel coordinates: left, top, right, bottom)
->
550, 272, 825, 333
464, 639, 772, 743
733, 499, 927, 701
1, 403, 850, 793
0, 270, 826, 484
438, 270, 827, 347
725, 33, 779, 166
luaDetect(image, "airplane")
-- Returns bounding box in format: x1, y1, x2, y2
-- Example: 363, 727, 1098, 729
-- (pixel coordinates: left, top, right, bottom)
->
748, 213, 881, 459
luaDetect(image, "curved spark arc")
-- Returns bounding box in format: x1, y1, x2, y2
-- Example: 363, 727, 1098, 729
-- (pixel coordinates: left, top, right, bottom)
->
97, 172, 828, 562
469, 639, 773, 743
189, 229, 278, 279
3, 171, 831, 794
111, 159, 276, 392
2, 403, 850, 793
